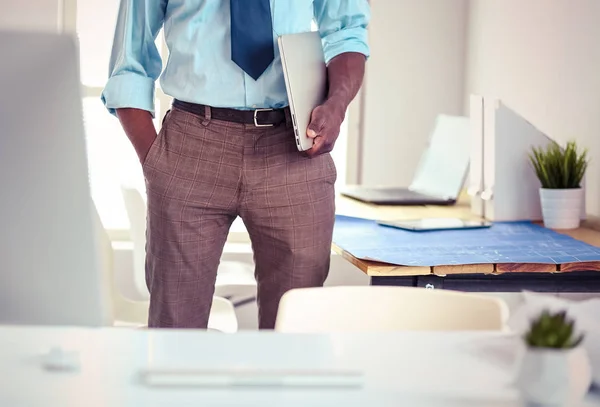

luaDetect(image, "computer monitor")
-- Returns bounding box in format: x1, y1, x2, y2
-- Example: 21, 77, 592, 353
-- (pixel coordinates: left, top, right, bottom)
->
0, 31, 112, 326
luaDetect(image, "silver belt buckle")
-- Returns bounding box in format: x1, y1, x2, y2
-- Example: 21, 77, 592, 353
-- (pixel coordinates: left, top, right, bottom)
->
253, 108, 274, 127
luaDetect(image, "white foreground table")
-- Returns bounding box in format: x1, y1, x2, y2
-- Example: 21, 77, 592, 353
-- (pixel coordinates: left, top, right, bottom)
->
0, 326, 598, 407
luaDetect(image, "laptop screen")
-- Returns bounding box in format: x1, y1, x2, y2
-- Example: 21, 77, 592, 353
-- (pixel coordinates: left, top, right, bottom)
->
409, 115, 471, 199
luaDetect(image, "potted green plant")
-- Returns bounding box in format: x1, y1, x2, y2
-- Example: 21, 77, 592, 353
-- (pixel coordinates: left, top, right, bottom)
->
529, 141, 588, 229
516, 310, 591, 405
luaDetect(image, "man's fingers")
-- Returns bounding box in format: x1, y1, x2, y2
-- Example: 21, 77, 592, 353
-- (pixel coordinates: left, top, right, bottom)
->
307, 106, 326, 139
304, 104, 340, 157
305, 135, 334, 158
305, 136, 324, 157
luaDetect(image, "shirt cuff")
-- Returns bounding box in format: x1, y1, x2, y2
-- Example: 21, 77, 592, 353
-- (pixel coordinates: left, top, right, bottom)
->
101, 73, 157, 117
322, 28, 370, 64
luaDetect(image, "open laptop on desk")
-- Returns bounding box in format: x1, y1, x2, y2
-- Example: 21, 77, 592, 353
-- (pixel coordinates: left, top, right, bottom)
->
341, 114, 470, 205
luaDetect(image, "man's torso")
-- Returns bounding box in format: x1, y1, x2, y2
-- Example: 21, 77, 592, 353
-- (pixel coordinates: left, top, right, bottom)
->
161, 0, 315, 110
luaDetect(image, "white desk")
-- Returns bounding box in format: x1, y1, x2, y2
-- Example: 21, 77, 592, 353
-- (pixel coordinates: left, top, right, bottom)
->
0, 326, 598, 406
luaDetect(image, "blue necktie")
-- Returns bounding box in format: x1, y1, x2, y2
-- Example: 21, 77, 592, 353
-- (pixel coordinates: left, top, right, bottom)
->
230, 0, 275, 80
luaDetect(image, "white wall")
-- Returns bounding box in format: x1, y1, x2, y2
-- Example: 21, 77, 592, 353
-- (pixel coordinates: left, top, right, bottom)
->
465, 0, 600, 216
0, 0, 62, 32
359, 0, 469, 186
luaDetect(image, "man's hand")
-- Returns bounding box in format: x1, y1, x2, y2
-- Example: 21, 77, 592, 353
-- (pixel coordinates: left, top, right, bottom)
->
305, 98, 345, 158
116, 108, 158, 164
304, 52, 366, 158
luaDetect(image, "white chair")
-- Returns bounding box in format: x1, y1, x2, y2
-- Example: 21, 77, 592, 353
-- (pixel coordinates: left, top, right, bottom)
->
120, 186, 150, 301
91, 201, 148, 325
208, 296, 238, 333
120, 185, 257, 305
113, 296, 238, 333
275, 286, 508, 333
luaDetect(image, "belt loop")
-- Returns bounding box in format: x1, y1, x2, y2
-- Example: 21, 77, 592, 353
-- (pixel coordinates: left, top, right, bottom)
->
284, 107, 292, 129
202, 105, 212, 125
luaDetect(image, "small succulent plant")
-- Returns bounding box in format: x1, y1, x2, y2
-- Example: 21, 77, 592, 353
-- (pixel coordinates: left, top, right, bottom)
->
525, 310, 584, 349
529, 140, 588, 189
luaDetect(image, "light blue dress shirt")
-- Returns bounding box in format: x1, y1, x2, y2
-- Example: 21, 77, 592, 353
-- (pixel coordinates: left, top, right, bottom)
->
101, 0, 370, 116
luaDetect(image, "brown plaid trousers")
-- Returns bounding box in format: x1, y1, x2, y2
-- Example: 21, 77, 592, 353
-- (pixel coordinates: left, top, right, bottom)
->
142, 107, 336, 329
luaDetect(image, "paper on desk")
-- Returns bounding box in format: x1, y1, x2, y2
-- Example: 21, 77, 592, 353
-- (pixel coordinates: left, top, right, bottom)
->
507, 292, 600, 385
333, 215, 600, 267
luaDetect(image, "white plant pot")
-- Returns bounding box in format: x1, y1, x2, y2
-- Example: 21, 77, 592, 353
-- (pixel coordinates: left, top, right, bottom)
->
539, 188, 583, 230
516, 346, 592, 405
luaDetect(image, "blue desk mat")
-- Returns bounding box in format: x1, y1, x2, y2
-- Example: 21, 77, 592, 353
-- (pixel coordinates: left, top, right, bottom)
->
333, 215, 600, 267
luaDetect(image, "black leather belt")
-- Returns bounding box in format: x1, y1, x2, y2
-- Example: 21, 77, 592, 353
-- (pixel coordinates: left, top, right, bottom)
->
173, 99, 288, 127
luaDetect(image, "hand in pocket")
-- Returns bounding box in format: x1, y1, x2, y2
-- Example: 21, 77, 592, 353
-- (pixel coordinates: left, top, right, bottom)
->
115, 108, 159, 164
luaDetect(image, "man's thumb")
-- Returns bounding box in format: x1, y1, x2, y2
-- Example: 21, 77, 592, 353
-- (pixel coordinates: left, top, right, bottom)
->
307, 109, 324, 138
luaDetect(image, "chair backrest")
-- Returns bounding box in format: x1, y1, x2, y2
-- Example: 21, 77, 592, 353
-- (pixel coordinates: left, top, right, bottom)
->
90, 204, 116, 324
275, 286, 508, 333
208, 296, 239, 333
92, 203, 149, 325
121, 186, 150, 301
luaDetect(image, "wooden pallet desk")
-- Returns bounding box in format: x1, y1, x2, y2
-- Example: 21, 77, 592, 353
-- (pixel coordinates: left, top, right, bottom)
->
334, 195, 600, 292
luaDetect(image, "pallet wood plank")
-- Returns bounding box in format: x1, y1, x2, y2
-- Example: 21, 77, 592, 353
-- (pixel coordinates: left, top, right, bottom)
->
494, 263, 557, 273
433, 264, 494, 275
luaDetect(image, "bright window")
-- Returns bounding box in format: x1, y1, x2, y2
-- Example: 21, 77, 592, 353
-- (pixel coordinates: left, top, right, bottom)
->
76, 0, 170, 233
75, 1, 348, 235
